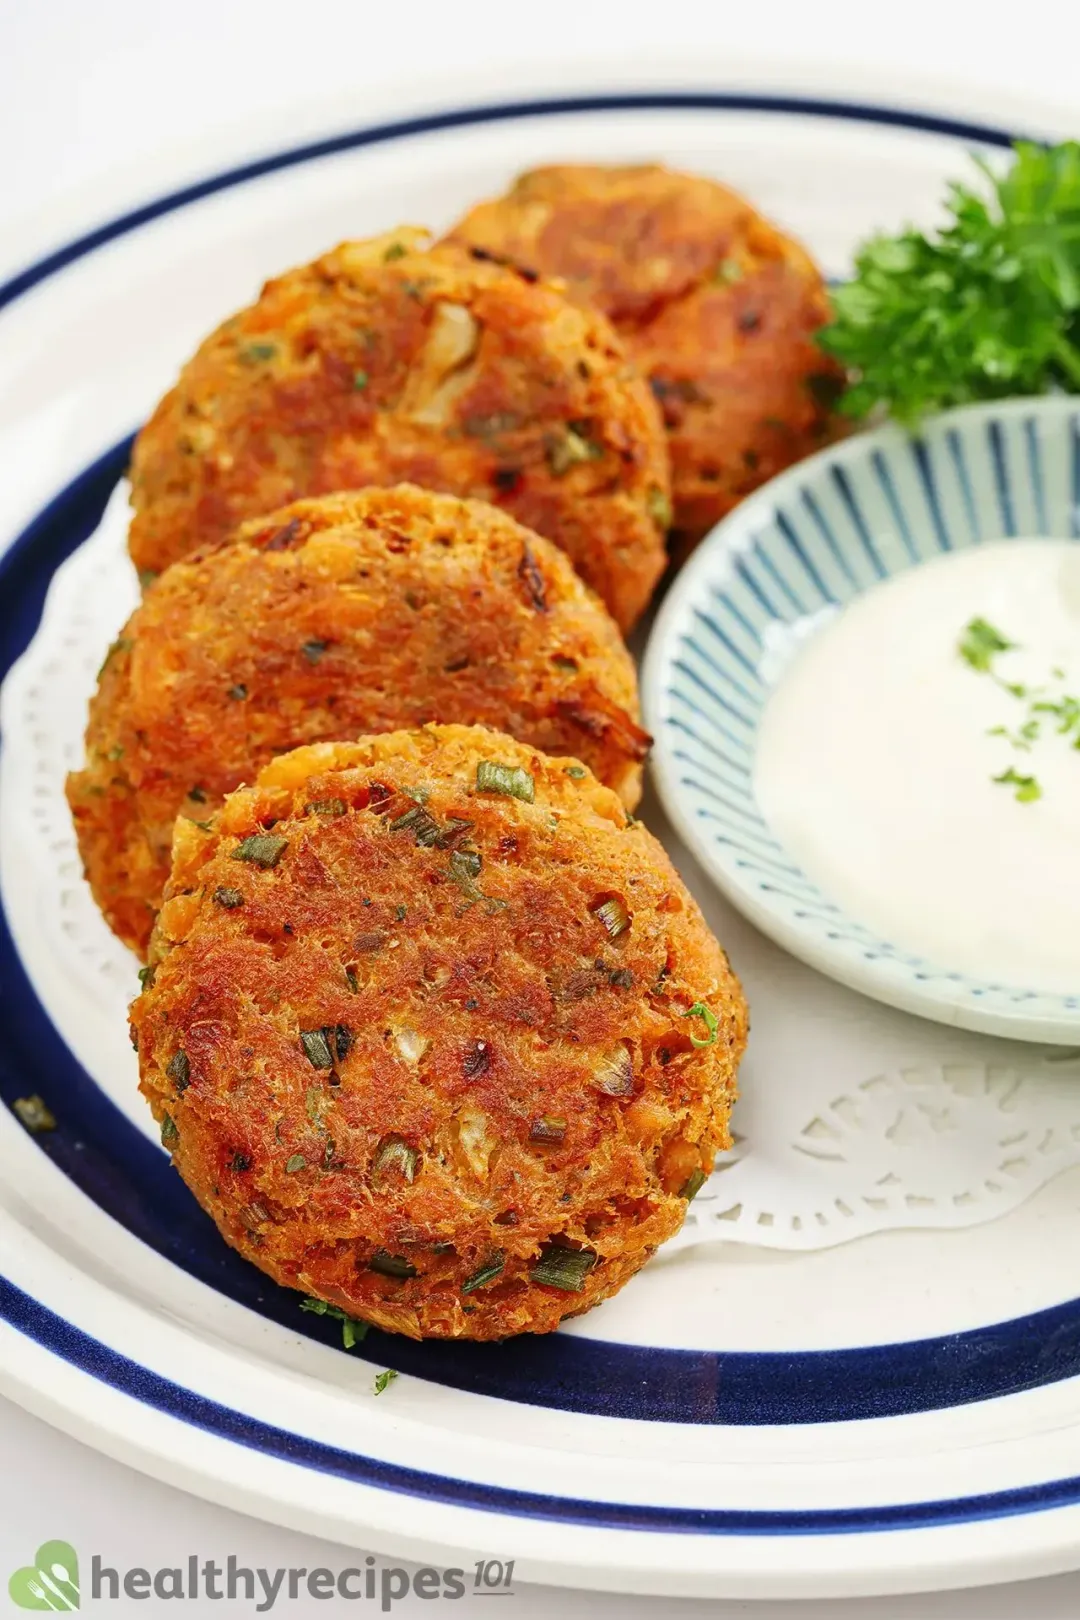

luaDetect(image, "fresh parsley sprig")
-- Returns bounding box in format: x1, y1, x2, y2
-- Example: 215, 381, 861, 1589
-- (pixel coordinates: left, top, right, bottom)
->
819, 141, 1080, 424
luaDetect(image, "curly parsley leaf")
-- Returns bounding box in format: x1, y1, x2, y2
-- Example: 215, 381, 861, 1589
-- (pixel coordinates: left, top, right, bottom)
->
819, 141, 1080, 424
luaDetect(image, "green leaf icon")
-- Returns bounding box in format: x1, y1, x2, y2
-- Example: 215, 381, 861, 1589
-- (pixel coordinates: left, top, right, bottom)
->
8, 1542, 80, 1611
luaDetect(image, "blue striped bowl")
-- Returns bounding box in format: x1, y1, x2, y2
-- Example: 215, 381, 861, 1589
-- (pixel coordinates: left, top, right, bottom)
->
643, 396, 1080, 1043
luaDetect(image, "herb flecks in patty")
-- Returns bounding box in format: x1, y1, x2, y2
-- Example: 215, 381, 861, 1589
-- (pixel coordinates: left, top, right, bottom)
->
475, 761, 535, 802
232, 833, 289, 868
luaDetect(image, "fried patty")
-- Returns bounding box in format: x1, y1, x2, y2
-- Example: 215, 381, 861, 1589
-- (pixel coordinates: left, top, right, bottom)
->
446, 165, 841, 549
131, 725, 747, 1341
68, 485, 649, 960
128, 228, 670, 630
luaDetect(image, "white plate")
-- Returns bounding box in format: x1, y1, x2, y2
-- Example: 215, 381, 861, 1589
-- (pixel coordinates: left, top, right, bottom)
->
5, 59, 1080, 1602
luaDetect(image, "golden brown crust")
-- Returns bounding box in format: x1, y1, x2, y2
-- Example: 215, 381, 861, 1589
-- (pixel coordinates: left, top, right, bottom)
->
68, 485, 649, 959
131, 725, 747, 1340
128, 229, 670, 630
446, 166, 842, 549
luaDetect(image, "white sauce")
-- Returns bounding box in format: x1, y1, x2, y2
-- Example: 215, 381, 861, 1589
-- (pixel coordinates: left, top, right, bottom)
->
755, 541, 1080, 994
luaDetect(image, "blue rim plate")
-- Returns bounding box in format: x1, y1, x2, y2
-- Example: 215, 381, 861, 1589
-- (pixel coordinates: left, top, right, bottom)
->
644, 396, 1080, 1043
5, 69, 1080, 1601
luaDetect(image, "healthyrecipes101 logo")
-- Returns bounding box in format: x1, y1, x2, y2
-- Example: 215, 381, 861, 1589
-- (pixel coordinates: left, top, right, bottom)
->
8, 1542, 516, 1611
8, 1543, 80, 1611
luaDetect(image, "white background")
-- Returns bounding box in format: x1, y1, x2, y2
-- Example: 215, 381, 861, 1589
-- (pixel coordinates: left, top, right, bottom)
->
3, 1, 1080, 1614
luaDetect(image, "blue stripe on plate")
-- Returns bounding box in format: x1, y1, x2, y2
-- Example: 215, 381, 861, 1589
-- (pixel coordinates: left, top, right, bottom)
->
775, 509, 838, 601
6, 100, 1080, 1543
752, 536, 808, 613
672, 743, 754, 785
8, 1271, 1080, 1535
672, 658, 758, 729
679, 779, 774, 834
707, 584, 763, 647
8, 449, 1080, 1431
987, 420, 1017, 536
734, 553, 785, 618
800, 485, 860, 589
693, 806, 794, 859
945, 428, 982, 542
0, 93, 1020, 316
910, 438, 951, 551
870, 449, 919, 564
829, 465, 887, 578
686, 619, 763, 696
667, 709, 754, 764
1024, 416, 1048, 534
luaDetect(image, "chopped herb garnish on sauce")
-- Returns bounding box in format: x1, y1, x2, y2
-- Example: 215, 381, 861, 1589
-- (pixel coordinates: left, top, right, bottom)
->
232, 833, 289, 867
159, 1113, 179, 1147
958, 618, 1015, 673
285, 1154, 307, 1174
373, 1369, 398, 1394
301, 639, 328, 664
213, 885, 245, 909
353, 369, 369, 390
475, 760, 535, 802
963, 623, 1080, 796
993, 766, 1043, 803
565, 764, 587, 779
684, 1003, 720, 1047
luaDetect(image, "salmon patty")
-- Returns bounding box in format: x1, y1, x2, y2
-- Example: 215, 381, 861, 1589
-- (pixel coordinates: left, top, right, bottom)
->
447, 165, 841, 550
128, 228, 670, 630
131, 725, 747, 1340
68, 485, 649, 959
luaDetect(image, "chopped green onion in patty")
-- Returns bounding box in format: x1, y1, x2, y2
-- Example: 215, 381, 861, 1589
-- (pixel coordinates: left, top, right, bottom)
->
475, 760, 535, 802
231, 833, 289, 868
529, 1246, 596, 1292
683, 1003, 719, 1047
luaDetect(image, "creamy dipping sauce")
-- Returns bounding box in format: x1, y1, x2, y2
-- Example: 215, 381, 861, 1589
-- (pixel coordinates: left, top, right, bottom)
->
755, 540, 1080, 994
